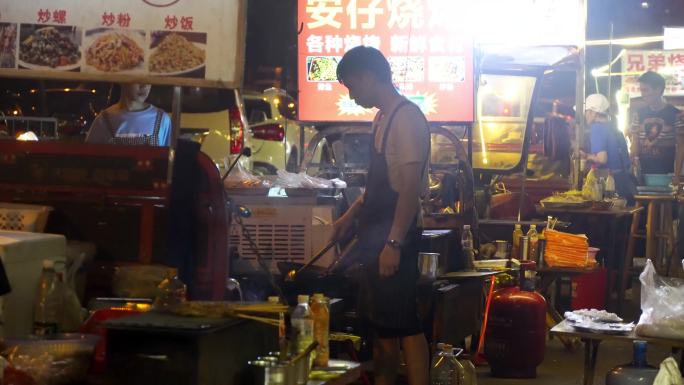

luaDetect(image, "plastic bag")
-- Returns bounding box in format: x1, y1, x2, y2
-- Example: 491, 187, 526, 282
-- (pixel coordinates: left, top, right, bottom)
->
223, 162, 266, 189
274, 170, 340, 189
653, 357, 683, 385
636, 259, 684, 339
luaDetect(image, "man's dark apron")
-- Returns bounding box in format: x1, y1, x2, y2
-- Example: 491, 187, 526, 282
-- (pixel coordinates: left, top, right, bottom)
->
103, 108, 163, 146
356, 100, 425, 331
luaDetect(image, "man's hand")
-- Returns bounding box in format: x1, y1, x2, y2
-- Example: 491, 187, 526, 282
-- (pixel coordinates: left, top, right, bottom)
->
378, 245, 400, 278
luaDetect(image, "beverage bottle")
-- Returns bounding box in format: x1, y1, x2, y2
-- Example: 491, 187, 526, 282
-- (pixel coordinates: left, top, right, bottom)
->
311, 293, 330, 367
461, 225, 475, 270
430, 343, 462, 385
33, 260, 58, 336
268, 296, 287, 358
527, 225, 539, 262
511, 224, 523, 260
605, 172, 616, 199
291, 295, 314, 384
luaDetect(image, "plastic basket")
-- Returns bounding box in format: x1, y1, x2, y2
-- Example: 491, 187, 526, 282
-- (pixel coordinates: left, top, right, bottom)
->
0, 203, 52, 232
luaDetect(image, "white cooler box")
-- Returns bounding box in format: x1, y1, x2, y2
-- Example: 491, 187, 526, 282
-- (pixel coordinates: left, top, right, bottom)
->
0, 230, 66, 337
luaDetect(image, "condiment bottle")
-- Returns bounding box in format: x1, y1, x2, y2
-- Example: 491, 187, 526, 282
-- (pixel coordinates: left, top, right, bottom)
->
511, 224, 523, 260
268, 296, 287, 359
311, 293, 330, 367
527, 225, 539, 262
462, 225, 475, 270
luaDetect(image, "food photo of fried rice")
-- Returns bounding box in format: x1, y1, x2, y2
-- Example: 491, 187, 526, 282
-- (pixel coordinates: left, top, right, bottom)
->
149, 32, 205, 75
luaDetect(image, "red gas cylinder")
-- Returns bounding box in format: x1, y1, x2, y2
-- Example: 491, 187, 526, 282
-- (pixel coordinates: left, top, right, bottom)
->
484, 262, 546, 378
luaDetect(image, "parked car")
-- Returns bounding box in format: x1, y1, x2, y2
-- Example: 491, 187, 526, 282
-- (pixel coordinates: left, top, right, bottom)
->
243, 88, 316, 174
149, 86, 252, 172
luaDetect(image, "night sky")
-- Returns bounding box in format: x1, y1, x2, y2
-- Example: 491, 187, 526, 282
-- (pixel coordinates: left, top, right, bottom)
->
245, 0, 684, 96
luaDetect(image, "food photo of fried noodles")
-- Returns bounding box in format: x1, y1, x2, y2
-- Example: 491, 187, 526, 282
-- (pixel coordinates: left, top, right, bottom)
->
86, 33, 144, 72
149, 33, 205, 74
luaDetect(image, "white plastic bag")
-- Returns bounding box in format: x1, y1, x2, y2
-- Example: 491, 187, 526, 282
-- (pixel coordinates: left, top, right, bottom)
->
654, 357, 683, 385
636, 259, 684, 339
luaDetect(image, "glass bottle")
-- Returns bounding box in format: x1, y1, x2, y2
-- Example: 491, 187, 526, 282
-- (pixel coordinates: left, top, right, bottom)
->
527, 225, 539, 262
268, 296, 287, 358
461, 225, 475, 270
511, 224, 523, 260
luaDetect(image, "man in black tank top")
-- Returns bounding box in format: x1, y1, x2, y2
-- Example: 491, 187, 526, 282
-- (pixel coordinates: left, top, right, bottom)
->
332, 46, 429, 385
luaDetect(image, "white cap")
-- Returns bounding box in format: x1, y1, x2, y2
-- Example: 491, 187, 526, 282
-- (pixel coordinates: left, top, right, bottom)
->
463, 225, 470, 230
585, 93, 610, 113
297, 295, 310, 304
42, 259, 54, 269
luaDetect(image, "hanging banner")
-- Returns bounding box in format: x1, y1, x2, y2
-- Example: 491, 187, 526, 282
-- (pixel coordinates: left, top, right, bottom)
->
297, 0, 475, 123
0, 0, 246, 88
621, 50, 684, 97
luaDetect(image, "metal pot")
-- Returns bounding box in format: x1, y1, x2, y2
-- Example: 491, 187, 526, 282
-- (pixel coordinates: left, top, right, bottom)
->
418, 252, 439, 279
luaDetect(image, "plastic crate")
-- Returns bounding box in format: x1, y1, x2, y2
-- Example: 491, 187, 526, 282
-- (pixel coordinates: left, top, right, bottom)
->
0, 203, 52, 232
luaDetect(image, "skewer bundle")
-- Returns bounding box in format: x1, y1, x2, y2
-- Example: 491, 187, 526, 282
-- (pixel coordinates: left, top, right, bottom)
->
172, 301, 288, 327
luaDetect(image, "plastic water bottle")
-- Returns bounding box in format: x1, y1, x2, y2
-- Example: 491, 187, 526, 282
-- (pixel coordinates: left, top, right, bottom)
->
33, 260, 58, 335
291, 295, 314, 384
457, 355, 478, 385
461, 225, 475, 270
431, 343, 464, 385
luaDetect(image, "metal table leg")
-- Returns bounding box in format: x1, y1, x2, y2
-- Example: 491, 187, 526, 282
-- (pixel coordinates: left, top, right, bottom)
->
582, 338, 601, 385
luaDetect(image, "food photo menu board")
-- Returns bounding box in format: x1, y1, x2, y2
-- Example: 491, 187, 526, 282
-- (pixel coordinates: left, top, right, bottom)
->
0, 0, 246, 88
298, 0, 474, 122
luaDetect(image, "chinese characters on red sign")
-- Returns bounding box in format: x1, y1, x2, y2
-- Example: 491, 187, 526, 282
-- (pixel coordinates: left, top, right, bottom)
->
164, 15, 194, 30
298, 0, 474, 122
37, 9, 68, 24
622, 50, 684, 96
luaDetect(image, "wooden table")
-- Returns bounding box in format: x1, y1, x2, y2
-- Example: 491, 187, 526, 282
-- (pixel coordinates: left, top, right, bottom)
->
551, 320, 684, 385
538, 206, 643, 314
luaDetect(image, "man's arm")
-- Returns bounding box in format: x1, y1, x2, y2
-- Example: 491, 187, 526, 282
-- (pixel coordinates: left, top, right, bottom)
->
84, 114, 109, 144
330, 195, 363, 242
387, 162, 422, 243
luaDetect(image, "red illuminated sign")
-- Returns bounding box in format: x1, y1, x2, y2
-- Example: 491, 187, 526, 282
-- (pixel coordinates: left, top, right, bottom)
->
297, 0, 474, 122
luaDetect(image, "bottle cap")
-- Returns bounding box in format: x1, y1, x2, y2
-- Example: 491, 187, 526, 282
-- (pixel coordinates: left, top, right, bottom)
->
267, 296, 280, 304
463, 224, 470, 230
442, 343, 453, 351
515, 223, 521, 229
530, 225, 536, 230
42, 259, 54, 269
297, 295, 310, 304
312, 293, 325, 300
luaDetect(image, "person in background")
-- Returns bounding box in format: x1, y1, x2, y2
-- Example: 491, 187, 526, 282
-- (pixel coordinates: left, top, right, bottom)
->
86, 83, 171, 146
581, 93, 635, 203
629, 71, 681, 180
331, 46, 429, 385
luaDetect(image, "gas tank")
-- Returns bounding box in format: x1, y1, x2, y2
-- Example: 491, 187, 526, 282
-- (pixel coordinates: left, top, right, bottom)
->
485, 286, 546, 378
